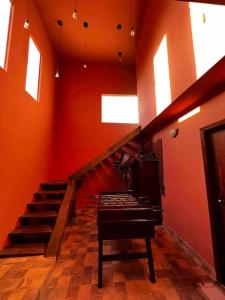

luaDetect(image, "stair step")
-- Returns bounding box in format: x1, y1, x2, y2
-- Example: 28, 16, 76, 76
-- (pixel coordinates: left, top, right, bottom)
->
21, 211, 58, 217
40, 181, 68, 191
20, 211, 58, 225
0, 243, 46, 258
34, 191, 66, 200
28, 200, 62, 211
9, 225, 53, 243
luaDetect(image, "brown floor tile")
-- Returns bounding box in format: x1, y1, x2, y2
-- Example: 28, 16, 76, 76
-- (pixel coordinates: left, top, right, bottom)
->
0, 208, 224, 300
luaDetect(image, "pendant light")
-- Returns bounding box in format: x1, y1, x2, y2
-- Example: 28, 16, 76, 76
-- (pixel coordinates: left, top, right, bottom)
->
116, 24, 123, 63
130, 26, 135, 37
129, 0, 135, 37
83, 21, 89, 69
55, 19, 63, 78
118, 51, 122, 62
72, 0, 78, 20
55, 66, 60, 78
24, 0, 30, 29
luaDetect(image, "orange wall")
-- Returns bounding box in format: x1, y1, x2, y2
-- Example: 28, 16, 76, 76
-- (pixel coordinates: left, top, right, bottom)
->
137, 0, 196, 127
53, 62, 137, 207
136, 0, 225, 268
0, 0, 57, 247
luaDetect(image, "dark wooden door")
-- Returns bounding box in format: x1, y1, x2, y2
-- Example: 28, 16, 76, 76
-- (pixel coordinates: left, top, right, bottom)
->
201, 120, 225, 284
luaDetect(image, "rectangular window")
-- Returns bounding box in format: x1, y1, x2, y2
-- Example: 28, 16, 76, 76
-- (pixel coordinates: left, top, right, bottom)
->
25, 37, 41, 100
101, 95, 139, 124
190, 3, 225, 79
178, 107, 200, 123
153, 35, 171, 116
0, 0, 12, 69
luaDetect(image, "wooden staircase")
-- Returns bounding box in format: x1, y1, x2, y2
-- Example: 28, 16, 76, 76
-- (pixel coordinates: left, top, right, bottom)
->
0, 127, 142, 258
0, 181, 68, 258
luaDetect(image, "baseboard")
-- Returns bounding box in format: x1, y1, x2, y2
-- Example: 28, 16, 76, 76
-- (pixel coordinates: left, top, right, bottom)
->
163, 224, 216, 281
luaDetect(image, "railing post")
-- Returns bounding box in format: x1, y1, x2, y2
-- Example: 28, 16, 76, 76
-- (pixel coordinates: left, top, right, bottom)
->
45, 180, 76, 257
68, 196, 76, 225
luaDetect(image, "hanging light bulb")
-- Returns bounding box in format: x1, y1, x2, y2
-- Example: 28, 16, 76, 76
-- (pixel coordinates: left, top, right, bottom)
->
118, 51, 122, 62
130, 26, 135, 37
116, 24, 123, 63
117, 24, 122, 31
24, 0, 30, 29
72, 0, 78, 20
72, 9, 78, 20
55, 20, 63, 78
129, 0, 136, 38
55, 69, 60, 78
83, 21, 89, 69
24, 18, 29, 29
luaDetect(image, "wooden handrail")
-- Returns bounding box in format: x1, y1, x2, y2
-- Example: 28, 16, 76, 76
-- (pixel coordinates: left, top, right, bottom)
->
45, 180, 76, 257
69, 126, 141, 180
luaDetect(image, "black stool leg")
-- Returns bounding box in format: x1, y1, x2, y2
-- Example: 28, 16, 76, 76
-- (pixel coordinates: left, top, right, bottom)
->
145, 238, 156, 283
98, 239, 103, 288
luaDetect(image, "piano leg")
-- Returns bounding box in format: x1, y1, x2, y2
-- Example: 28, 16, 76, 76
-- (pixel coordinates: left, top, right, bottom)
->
145, 238, 156, 283
98, 239, 103, 288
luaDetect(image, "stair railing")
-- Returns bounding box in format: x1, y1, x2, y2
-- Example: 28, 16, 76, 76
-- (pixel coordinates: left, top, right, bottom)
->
45, 179, 77, 257
69, 126, 141, 180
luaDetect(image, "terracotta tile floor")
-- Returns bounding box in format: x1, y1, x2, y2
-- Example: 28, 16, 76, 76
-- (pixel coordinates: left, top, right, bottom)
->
40, 208, 225, 300
1, 207, 225, 300
0, 255, 55, 300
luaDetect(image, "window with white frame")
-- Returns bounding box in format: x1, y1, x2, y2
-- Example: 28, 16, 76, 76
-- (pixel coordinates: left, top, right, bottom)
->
25, 37, 41, 100
0, 0, 12, 69
101, 95, 139, 124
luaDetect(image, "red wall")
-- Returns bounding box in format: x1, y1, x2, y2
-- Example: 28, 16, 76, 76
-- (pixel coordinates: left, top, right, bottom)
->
53, 62, 137, 207
0, 0, 57, 247
137, 0, 197, 127
136, 0, 224, 268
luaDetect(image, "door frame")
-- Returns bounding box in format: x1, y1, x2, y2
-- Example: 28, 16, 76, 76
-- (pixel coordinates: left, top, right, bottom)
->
201, 118, 225, 284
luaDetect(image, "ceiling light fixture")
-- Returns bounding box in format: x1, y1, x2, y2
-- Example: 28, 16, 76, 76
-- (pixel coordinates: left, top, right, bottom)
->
129, 0, 135, 37
130, 26, 135, 37
55, 69, 60, 78
118, 51, 123, 62
116, 24, 123, 63
24, 0, 30, 29
72, 0, 78, 20
24, 18, 29, 30
55, 19, 63, 78
83, 21, 89, 69
72, 9, 78, 20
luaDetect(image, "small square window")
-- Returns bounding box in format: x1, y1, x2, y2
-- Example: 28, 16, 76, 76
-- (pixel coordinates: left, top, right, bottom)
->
25, 37, 41, 100
0, 0, 12, 69
101, 95, 139, 124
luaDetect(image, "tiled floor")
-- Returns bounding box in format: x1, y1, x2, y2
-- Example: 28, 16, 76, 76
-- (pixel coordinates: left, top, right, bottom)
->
0, 207, 225, 300
0, 255, 55, 299
40, 208, 225, 300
